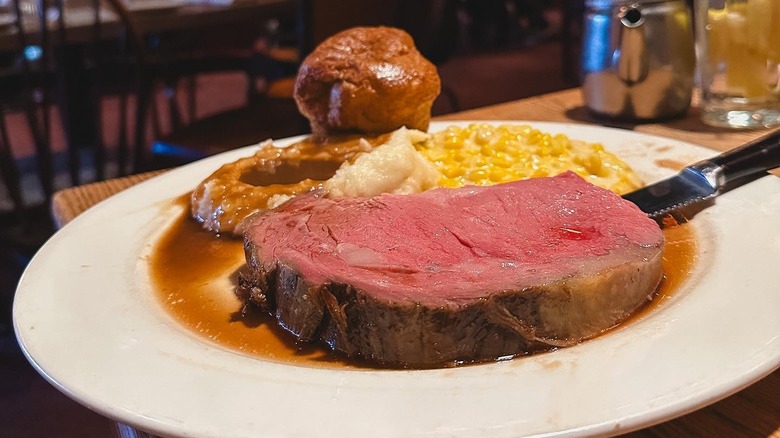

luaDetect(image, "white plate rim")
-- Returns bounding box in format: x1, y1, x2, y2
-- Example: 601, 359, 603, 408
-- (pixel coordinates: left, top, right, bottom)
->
13, 121, 780, 438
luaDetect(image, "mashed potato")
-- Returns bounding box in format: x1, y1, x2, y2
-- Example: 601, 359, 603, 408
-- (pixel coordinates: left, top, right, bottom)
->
324, 128, 441, 197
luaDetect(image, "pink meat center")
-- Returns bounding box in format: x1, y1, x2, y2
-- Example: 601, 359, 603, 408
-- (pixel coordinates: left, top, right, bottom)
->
249, 172, 662, 305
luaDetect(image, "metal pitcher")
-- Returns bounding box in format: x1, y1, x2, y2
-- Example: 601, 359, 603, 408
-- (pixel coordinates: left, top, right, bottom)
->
581, 0, 696, 120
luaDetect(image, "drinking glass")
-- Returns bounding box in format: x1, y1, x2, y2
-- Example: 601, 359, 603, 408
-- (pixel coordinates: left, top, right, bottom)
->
695, 0, 780, 128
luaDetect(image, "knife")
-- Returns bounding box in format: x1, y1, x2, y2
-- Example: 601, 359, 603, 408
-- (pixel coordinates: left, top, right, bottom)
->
622, 128, 780, 218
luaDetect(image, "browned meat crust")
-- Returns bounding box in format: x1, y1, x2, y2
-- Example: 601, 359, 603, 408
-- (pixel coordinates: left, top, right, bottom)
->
238, 254, 663, 368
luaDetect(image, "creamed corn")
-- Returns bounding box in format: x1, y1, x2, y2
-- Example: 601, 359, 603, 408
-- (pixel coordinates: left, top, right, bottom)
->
417, 123, 642, 194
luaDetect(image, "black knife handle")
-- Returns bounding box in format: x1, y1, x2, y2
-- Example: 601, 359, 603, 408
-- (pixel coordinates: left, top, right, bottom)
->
694, 128, 780, 184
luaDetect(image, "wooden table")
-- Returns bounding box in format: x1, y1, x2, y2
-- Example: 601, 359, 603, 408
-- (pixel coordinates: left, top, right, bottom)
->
51, 88, 780, 437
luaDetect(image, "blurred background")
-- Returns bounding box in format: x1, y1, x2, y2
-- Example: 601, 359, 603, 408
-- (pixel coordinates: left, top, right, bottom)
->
0, 0, 581, 435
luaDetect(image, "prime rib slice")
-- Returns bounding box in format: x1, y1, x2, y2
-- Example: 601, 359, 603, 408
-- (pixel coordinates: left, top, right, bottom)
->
239, 172, 665, 368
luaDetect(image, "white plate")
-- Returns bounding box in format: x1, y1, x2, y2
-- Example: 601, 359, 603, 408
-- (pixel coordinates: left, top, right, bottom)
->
14, 121, 780, 437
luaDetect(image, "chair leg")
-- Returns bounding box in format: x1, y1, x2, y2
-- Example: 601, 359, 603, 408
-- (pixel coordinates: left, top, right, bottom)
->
117, 92, 130, 177
0, 112, 24, 212
149, 92, 163, 140
25, 106, 55, 204
133, 78, 153, 173
186, 75, 197, 123
164, 80, 184, 131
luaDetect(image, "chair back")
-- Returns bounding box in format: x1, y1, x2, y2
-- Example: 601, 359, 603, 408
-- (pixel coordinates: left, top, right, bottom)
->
0, 0, 150, 219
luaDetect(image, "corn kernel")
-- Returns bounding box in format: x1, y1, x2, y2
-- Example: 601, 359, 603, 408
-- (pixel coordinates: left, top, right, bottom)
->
442, 166, 465, 179
492, 154, 513, 168
439, 178, 460, 188
474, 130, 493, 146
450, 150, 467, 162
488, 169, 506, 182
444, 136, 461, 149
468, 168, 488, 180
494, 139, 510, 153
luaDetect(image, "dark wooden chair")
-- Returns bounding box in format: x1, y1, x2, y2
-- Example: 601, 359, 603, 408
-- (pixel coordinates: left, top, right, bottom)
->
148, 1, 297, 131
149, 0, 462, 166
0, 0, 153, 260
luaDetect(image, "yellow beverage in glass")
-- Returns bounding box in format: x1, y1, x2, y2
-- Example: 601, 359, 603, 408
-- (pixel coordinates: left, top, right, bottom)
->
697, 0, 780, 128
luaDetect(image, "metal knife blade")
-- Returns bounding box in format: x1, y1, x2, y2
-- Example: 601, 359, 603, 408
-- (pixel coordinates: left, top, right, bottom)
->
622, 166, 720, 218
622, 128, 780, 218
